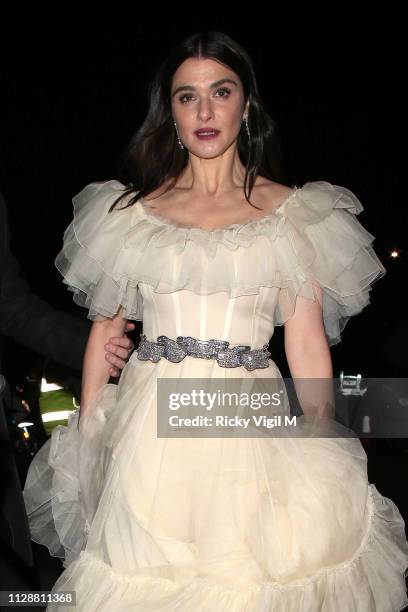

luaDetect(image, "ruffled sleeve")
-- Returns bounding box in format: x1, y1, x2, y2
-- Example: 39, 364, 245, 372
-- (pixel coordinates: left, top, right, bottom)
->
273, 181, 386, 346
54, 180, 144, 321
55, 178, 386, 344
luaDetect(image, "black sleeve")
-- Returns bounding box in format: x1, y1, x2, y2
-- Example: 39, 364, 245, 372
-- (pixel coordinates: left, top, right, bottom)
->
0, 193, 90, 372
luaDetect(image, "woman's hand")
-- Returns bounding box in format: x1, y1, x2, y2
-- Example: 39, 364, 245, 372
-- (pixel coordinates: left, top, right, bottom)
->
104, 321, 135, 377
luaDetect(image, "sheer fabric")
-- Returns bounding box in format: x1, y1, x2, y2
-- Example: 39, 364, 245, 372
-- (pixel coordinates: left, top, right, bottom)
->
55, 179, 386, 346
23, 179, 408, 611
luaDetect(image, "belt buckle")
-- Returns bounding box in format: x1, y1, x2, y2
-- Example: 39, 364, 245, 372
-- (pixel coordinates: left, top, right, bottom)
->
177, 336, 228, 359
191, 338, 216, 359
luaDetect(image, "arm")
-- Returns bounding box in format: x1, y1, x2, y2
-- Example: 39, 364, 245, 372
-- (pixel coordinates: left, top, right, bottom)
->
80, 307, 127, 424
283, 283, 335, 419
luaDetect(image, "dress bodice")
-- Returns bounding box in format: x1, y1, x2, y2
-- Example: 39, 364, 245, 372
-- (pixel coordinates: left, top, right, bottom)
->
139, 284, 279, 349
55, 179, 386, 347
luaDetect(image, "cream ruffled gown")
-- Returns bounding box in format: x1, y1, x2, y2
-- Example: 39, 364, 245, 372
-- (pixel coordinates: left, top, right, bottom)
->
23, 180, 408, 611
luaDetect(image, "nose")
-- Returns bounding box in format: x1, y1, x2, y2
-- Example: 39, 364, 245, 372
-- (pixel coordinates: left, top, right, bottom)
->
197, 98, 214, 122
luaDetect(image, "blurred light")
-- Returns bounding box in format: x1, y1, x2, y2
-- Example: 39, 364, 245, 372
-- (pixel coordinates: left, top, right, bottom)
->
18, 421, 34, 428
390, 250, 400, 258
41, 377, 64, 392
41, 410, 75, 423
21, 399, 30, 411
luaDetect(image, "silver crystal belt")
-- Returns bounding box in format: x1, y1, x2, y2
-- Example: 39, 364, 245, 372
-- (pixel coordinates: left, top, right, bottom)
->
136, 334, 271, 371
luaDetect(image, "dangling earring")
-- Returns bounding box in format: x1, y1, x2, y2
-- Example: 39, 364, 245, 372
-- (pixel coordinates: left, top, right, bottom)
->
244, 116, 251, 141
174, 121, 184, 149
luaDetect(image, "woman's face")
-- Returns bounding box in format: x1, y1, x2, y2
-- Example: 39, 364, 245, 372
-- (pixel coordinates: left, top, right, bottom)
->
171, 57, 248, 159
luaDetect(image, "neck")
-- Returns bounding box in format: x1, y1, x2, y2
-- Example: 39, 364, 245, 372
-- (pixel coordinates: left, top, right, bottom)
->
176, 146, 247, 198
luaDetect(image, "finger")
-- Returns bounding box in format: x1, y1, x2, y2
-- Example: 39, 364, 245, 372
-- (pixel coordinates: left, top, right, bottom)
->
105, 345, 131, 360
105, 353, 126, 369
107, 337, 133, 349
109, 366, 119, 377
125, 322, 135, 331
106, 342, 134, 356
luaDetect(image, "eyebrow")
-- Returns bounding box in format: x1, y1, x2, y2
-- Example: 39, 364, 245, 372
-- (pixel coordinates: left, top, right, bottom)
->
171, 78, 238, 98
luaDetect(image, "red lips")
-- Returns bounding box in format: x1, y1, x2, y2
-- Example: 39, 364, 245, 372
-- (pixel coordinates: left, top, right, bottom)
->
195, 129, 220, 135
194, 129, 220, 140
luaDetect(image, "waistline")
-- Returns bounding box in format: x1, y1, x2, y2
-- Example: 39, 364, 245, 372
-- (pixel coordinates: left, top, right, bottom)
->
135, 334, 271, 371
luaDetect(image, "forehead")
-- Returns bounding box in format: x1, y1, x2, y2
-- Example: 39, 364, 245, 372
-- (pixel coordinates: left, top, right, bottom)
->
172, 57, 240, 87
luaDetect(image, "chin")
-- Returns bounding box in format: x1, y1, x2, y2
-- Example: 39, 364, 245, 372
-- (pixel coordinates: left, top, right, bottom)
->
190, 144, 231, 159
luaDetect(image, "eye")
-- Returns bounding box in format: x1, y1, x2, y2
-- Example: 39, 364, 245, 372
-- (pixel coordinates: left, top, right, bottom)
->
178, 87, 232, 104
179, 93, 194, 104
215, 87, 231, 98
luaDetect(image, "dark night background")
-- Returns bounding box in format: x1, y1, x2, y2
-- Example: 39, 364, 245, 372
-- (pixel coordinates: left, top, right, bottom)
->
0, 13, 406, 378
1, 11, 408, 606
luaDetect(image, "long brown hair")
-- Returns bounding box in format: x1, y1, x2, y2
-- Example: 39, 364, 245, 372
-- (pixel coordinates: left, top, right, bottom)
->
109, 30, 286, 213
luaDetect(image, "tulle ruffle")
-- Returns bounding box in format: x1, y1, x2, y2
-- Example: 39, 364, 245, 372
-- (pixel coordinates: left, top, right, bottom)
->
54, 181, 144, 322
42, 484, 408, 611
23, 355, 408, 611
22, 384, 118, 568
55, 179, 386, 345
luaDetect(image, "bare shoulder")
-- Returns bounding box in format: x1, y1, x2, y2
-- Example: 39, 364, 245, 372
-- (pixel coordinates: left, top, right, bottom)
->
255, 179, 295, 213
142, 179, 175, 204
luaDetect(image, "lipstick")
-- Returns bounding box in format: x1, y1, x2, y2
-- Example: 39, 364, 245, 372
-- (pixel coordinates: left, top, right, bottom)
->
195, 129, 220, 140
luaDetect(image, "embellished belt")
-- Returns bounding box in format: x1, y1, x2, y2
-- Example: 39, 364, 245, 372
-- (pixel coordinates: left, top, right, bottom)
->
136, 334, 271, 371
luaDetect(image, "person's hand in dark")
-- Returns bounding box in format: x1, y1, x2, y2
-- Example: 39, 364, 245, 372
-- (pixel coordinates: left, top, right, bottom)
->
105, 321, 136, 377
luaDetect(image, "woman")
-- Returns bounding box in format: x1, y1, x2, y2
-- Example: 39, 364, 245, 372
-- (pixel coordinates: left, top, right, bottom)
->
23, 31, 408, 610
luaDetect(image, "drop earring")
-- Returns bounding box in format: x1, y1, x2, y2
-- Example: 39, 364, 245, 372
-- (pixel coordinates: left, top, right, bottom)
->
244, 116, 251, 140
174, 121, 184, 150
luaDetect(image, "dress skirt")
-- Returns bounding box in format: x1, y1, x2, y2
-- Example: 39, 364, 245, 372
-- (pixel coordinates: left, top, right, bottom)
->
22, 353, 408, 611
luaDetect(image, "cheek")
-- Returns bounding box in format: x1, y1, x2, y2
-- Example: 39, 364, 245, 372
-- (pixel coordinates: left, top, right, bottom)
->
173, 109, 195, 129
220, 104, 244, 127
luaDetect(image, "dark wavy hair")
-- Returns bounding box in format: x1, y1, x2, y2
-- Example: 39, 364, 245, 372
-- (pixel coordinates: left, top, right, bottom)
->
109, 30, 286, 213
